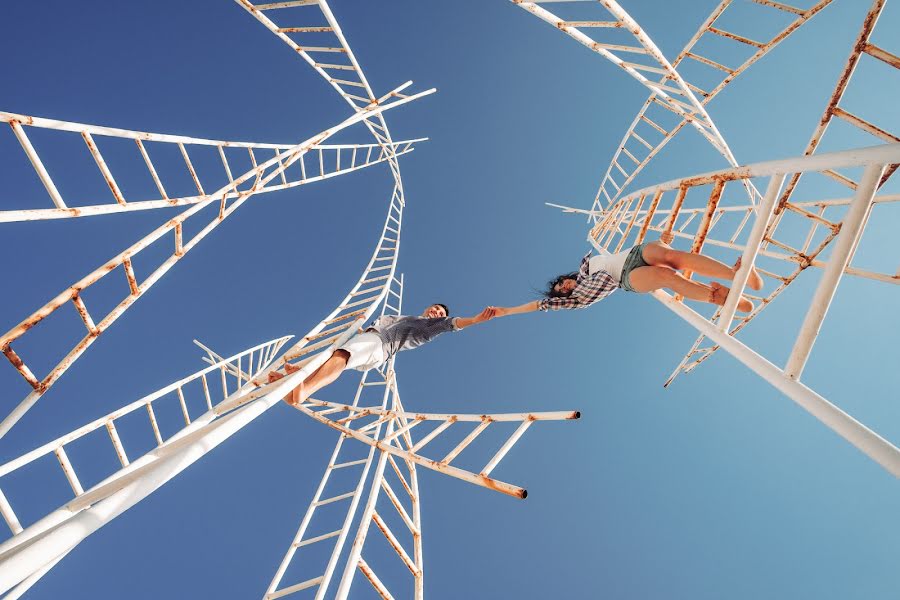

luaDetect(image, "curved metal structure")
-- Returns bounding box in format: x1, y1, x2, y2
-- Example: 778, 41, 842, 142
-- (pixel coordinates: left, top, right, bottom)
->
511, 0, 757, 203
665, 0, 899, 385
587, 0, 833, 213
0, 87, 430, 440
579, 141, 900, 478
0, 3, 581, 598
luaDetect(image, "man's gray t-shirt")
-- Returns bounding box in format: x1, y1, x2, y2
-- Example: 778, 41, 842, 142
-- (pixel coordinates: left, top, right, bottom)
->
367, 315, 459, 359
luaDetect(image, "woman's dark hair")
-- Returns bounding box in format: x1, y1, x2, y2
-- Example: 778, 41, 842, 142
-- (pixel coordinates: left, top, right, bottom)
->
434, 303, 450, 316
545, 273, 579, 298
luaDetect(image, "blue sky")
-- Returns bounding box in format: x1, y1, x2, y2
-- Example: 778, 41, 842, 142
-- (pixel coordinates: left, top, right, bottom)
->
1, 1, 899, 598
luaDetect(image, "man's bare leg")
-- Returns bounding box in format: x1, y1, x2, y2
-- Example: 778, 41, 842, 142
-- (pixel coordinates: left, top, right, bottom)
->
628, 265, 753, 312
268, 350, 351, 406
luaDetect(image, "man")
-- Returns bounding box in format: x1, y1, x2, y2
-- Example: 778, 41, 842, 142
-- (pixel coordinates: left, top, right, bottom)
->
268, 304, 496, 406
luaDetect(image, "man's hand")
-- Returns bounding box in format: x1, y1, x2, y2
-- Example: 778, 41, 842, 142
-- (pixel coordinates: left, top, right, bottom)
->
456, 306, 499, 329
476, 306, 498, 323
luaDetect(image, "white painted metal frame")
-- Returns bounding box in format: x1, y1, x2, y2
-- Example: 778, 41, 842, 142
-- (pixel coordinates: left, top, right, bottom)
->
234, 0, 411, 200
263, 275, 406, 600
511, 0, 756, 204
586, 0, 833, 213
334, 381, 424, 600
0, 139, 412, 591
295, 399, 581, 500
0, 108, 423, 222
667, 0, 899, 386
0, 4, 427, 579
0, 335, 291, 595
582, 142, 900, 477
0, 84, 431, 440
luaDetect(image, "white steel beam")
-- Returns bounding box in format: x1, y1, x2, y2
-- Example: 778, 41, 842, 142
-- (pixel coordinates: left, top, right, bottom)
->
784, 163, 885, 379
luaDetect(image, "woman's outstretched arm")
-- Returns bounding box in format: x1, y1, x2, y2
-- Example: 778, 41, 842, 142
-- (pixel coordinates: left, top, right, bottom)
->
494, 300, 541, 318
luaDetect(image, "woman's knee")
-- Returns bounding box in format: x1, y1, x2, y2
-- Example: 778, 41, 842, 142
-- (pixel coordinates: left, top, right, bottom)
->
627, 265, 676, 292
642, 242, 676, 267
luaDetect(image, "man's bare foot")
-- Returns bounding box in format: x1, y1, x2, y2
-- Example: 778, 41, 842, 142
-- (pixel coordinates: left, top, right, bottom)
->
286, 361, 300, 372
267, 370, 284, 383
709, 281, 754, 313
733, 256, 763, 291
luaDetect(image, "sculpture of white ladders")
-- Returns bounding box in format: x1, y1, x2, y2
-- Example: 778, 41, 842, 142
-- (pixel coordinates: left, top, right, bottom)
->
0, 2, 582, 596
552, 0, 898, 386
544, 1, 899, 477
263, 275, 578, 600
567, 143, 900, 478
0, 86, 430, 440
585, 0, 834, 212
510, 0, 761, 204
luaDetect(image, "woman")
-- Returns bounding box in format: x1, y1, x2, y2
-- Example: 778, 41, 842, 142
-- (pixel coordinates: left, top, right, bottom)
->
493, 240, 761, 317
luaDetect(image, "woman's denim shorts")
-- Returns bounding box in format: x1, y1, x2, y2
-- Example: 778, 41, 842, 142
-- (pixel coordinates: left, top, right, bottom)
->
619, 242, 650, 292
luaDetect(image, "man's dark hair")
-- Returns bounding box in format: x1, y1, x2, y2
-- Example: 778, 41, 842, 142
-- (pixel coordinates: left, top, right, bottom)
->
545, 273, 579, 298
434, 303, 450, 316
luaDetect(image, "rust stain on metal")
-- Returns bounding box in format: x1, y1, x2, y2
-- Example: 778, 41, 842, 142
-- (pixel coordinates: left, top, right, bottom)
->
2, 345, 41, 389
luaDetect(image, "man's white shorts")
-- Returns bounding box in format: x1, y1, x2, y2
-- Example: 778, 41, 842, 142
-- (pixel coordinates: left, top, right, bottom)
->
337, 332, 386, 372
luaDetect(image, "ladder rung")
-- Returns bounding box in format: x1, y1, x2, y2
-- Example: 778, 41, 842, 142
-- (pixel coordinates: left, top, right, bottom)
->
752, 0, 804, 15
821, 169, 858, 190
266, 576, 324, 599
708, 27, 764, 49
832, 106, 899, 143
562, 20, 621, 28
592, 42, 649, 54
1, 345, 41, 389
331, 78, 367, 89
630, 130, 654, 151
314, 491, 356, 506
315, 62, 354, 71
640, 114, 668, 136
349, 284, 385, 297
864, 42, 900, 69
332, 458, 368, 469
0, 488, 23, 535
685, 51, 734, 74
256, 0, 317, 9
646, 81, 689, 96
620, 61, 667, 75
621, 146, 640, 165
321, 308, 367, 327
278, 26, 333, 33
295, 529, 341, 547
297, 46, 347, 53
304, 322, 352, 342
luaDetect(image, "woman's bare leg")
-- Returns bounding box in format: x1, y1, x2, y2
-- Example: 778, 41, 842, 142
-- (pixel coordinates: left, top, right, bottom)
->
269, 350, 350, 406
641, 242, 735, 280
627, 265, 753, 312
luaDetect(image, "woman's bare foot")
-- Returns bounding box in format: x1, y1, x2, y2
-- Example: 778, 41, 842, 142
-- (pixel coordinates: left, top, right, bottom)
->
733, 256, 763, 291
710, 281, 754, 313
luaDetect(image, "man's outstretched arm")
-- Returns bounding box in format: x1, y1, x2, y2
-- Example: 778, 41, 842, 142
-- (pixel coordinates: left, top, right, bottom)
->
493, 300, 541, 317
455, 307, 499, 329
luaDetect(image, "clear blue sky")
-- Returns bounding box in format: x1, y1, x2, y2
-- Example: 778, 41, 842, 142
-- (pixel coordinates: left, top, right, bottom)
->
1, 1, 899, 598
